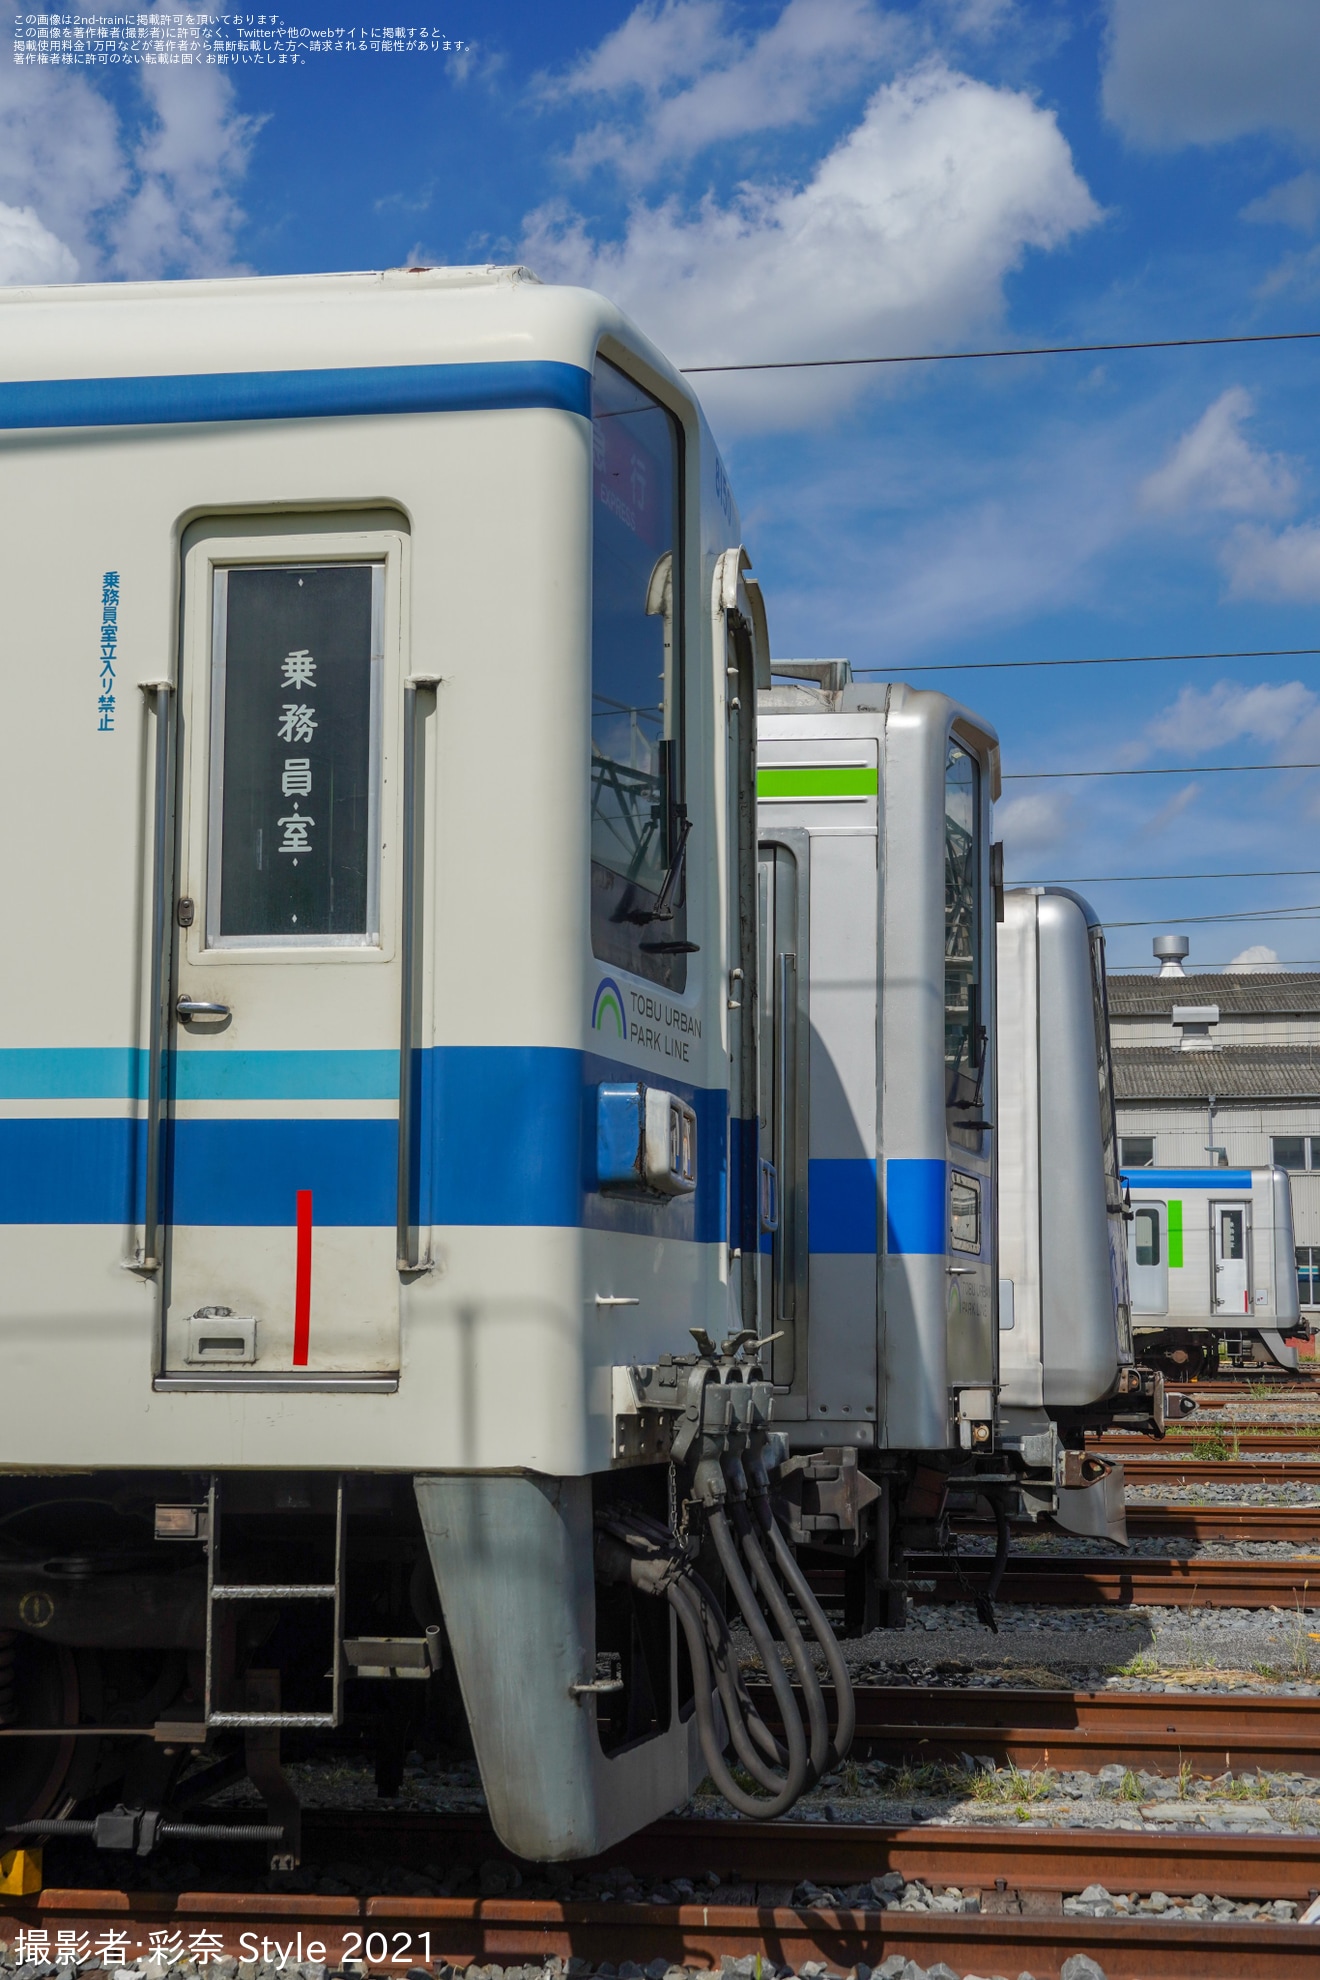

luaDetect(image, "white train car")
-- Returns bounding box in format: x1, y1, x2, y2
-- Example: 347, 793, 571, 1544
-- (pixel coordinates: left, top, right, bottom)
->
1123, 1167, 1302, 1374
754, 669, 1124, 1619
0, 266, 857, 1858
995, 888, 1164, 1542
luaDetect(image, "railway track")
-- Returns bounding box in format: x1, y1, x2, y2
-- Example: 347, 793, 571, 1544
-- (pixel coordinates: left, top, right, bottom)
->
1124, 1504, 1320, 1541
10, 1812, 1320, 1980
1121, 1455, 1320, 1482
778, 1681, 1320, 1771
958, 1505, 1319, 1542
911, 1552, 1320, 1605
1097, 1429, 1320, 1452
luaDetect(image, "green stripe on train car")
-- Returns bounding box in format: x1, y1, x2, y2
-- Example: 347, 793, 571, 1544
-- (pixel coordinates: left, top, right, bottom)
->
757, 765, 879, 799
1168, 1199, 1183, 1268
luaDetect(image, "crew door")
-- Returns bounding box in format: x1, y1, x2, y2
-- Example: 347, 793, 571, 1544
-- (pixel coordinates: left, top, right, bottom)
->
718, 548, 768, 1336
158, 527, 410, 1381
1212, 1200, 1251, 1316
757, 837, 807, 1388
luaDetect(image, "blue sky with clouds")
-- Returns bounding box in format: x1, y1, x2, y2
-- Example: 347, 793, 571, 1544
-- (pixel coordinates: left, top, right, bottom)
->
7, 0, 1320, 971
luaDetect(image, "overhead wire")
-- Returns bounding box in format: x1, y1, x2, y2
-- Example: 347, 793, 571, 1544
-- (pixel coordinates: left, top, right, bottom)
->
1010, 868, 1320, 884
680, 327, 1320, 375
854, 646, 1320, 676
1105, 907, 1320, 928
1004, 760, 1320, 781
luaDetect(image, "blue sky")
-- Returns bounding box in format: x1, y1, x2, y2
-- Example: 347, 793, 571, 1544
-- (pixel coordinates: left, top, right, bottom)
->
6, 0, 1320, 972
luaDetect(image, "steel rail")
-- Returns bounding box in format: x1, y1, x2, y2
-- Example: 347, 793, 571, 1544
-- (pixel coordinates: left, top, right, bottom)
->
1097, 1430, 1320, 1451
11, 1816, 1320, 1980
908, 1553, 1320, 1606
748, 1682, 1320, 1771
958, 1506, 1320, 1543
1123, 1456, 1320, 1482
1125, 1505, 1320, 1542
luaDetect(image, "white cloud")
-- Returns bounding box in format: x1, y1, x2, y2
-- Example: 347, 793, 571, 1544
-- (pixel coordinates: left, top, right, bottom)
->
1140, 388, 1298, 519
547, 0, 726, 100
995, 789, 1073, 864
1226, 944, 1284, 972
1223, 521, 1320, 603
1138, 781, 1202, 837
1103, 0, 1320, 150
553, 0, 900, 182
525, 61, 1100, 429
1139, 678, 1320, 755
0, 202, 79, 284
1242, 171, 1320, 234
108, 63, 256, 277
0, 4, 254, 284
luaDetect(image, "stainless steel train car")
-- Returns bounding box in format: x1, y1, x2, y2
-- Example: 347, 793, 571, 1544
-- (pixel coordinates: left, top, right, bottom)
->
1123, 1166, 1303, 1374
0, 266, 859, 1861
995, 888, 1164, 1543
754, 668, 1125, 1620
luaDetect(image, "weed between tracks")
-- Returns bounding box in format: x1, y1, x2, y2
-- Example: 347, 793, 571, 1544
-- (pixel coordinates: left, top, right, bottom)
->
1188, 1427, 1240, 1461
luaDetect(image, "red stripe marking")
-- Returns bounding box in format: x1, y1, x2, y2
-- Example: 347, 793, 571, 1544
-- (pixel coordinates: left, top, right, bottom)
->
293, 1189, 313, 1366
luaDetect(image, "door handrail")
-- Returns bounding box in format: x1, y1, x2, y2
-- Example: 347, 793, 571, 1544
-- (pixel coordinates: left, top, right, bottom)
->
398, 674, 442, 1271
140, 679, 176, 1278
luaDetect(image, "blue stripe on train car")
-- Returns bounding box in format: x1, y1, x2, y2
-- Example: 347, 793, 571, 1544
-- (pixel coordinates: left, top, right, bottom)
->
1121, 1168, 1254, 1189
807, 1159, 878, 1254
0, 360, 593, 432
0, 1046, 728, 1239
0, 1047, 398, 1101
884, 1157, 947, 1256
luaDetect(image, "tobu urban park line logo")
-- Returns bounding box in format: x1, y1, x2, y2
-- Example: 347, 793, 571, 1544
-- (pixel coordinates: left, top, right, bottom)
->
591, 977, 626, 1038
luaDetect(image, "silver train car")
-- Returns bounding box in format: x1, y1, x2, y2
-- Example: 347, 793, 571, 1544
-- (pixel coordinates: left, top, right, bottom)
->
0, 266, 859, 1859
754, 670, 1124, 1620
1123, 1167, 1303, 1374
996, 888, 1164, 1542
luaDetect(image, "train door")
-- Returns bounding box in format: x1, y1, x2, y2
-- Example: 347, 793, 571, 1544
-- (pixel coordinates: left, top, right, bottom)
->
1128, 1201, 1168, 1314
157, 523, 410, 1380
757, 835, 808, 1388
718, 547, 769, 1335
1212, 1200, 1252, 1316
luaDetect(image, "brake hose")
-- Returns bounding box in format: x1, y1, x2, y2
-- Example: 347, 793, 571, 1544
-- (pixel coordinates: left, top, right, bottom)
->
763, 1516, 856, 1768
729, 1495, 829, 1783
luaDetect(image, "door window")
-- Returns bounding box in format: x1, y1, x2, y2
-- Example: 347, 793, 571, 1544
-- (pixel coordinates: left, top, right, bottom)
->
1128, 1200, 1168, 1314
943, 738, 982, 1135
589, 356, 685, 988
950, 1172, 981, 1252
1219, 1209, 1244, 1260
208, 564, 381, 946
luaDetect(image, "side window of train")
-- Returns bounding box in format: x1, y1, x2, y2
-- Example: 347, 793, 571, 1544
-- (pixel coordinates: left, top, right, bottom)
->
943, 737, 982, 1139
589, 355, 686, 990
1134, 1207, 1161, 1266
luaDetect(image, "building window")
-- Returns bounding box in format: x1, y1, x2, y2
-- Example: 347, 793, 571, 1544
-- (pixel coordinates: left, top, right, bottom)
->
1298, 1247, 1320, 1309
1273, 1135, 1318, 1172
1121, 1136, 1155, 1168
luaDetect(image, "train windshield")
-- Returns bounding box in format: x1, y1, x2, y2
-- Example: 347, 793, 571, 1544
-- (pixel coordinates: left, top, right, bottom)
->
1089, 926, 1124, 1212
589, 355, 686, 989
944, 738, 982, 1132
